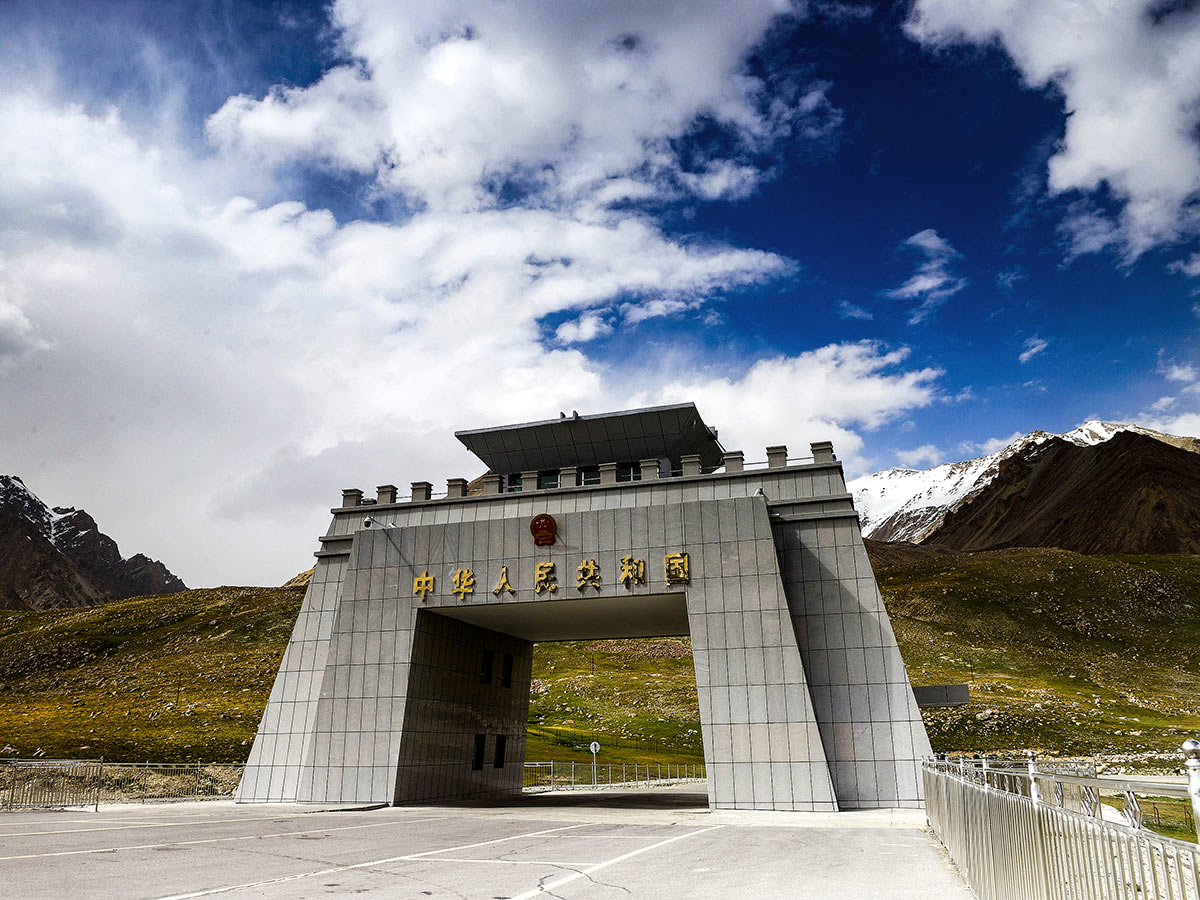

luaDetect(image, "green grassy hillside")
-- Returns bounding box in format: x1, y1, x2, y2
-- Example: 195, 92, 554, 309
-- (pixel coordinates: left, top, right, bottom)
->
878, 546, 1200, 756
0, 586, 303, 761
526, 638, 703, 763
1, 547, 1197, 763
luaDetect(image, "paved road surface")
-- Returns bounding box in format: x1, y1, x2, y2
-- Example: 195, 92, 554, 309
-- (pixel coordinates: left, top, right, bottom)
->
0, 785, 971, 899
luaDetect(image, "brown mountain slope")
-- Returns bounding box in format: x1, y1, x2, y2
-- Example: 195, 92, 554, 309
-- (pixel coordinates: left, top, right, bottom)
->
923, 431, 1200, 554
0, 510, 113, 610
0, 475, 185, 610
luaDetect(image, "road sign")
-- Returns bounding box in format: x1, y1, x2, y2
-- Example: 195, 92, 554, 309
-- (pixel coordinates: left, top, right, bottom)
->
589, 741, 600, 754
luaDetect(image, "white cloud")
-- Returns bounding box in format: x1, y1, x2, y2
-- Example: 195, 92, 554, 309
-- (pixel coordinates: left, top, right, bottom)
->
895, 443, 941, 468
0, 279, 50, 367
995, 266, 1026, 290
1160, 361, 1197, 384
0, 10, 945, 585
1151, 395, 1178, 413
977, 431, 1023, 454
555, 311, 612, 344
884, 228, 967, 323
639, 341, 943, 475
837, 300, 873, 320
1018, 335, 1048, 363
207, 0, 840, 213
1170, 253, 1200, 278
907, 0, 1200, 262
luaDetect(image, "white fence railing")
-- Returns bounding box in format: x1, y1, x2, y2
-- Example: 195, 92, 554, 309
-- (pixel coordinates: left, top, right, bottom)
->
924, 754, 1200, 900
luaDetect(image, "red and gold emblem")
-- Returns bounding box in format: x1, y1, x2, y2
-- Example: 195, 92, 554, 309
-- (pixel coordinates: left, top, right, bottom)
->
530, 513, 557, 546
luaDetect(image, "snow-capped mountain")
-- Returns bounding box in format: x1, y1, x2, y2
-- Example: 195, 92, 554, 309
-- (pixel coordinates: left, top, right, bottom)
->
0, 475, 184, 610
848, 421, 1199, 544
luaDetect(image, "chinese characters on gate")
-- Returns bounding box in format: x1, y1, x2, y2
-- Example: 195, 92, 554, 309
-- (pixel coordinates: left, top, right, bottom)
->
411, 552, 689, 601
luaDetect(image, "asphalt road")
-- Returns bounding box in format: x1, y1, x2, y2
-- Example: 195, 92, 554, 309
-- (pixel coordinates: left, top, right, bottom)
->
0, 786, 972, 899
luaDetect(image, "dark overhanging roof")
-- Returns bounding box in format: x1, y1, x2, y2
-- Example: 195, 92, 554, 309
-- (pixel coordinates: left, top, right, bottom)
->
455, 402, 725, 474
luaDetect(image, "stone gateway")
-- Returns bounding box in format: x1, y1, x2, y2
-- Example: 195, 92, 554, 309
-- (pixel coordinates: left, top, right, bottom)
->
237, 404, 932, 811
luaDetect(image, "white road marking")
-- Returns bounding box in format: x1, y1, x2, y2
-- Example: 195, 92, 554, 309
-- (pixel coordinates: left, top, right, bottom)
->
505, 825, 724, 900
0, 811, 358, 838
0, 815, 451, 861
148, 821, 598, 900
408, 857, 601, 867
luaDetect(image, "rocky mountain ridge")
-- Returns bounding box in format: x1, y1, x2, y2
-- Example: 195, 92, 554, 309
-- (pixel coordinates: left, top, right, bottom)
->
0, 476, 184, 610
849, 420, 1200, 547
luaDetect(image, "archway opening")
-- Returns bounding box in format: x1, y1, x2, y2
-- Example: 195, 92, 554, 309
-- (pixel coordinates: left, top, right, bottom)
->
426, 593, 708, 807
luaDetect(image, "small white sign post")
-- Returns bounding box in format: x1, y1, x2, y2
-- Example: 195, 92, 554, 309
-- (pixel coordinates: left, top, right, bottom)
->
589, 741, 600, 786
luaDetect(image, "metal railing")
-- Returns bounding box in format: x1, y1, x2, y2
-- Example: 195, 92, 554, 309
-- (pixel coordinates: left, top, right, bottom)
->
523, 760, 706, 792
924, 749, 1200, 900
1, 760, 244, 810
97, 762, 245, 804
1, 759, 102, 810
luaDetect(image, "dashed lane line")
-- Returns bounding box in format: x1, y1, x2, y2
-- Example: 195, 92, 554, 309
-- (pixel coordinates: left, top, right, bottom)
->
505, 825, 724, 900
0, 815, 452, 861
148, 821, 599, 900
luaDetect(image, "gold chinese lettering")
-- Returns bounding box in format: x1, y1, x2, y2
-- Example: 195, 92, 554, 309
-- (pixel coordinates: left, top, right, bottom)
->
620, 556, 646, 588
664, 551, 690, 585
451, 568, 475, 599
533, 561, 558, 594
492, 565, 516, 596
576, 558, 601, 590
413, 569, 435, 600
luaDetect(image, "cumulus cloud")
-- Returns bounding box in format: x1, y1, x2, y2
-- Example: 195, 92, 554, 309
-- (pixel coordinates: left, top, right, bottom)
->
895, 443, 941, 467
207, 0, 841, 213
639, 341, 943, 473
554, 311, 612, 345
1170, 253, 1200, 278
1133, 354, 1200, 437
1159, 360, 1197, 384
884, 228, 967, 323
906, 0, 1200, 263
957, 431, 1023, 457
0, 5, 944, 584
0, 280, 50, 367
1018, 336, 1048, 363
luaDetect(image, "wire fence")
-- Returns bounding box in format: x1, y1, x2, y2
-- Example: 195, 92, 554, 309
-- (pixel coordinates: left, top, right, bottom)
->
924, 755, 1200, 900
523, 760, 706, 791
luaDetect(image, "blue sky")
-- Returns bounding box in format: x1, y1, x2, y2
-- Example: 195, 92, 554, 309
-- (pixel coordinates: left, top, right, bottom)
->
1, 0, 1199, 584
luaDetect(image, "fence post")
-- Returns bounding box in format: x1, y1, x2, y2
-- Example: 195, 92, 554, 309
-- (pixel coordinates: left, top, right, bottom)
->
1182, 738, 1200, 843
94, 758, 103, 812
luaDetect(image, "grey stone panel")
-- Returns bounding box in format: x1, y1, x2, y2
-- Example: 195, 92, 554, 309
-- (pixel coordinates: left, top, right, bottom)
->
773, 516, 932, 809
392, 612, 531, 803
237, 555, 347, 802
